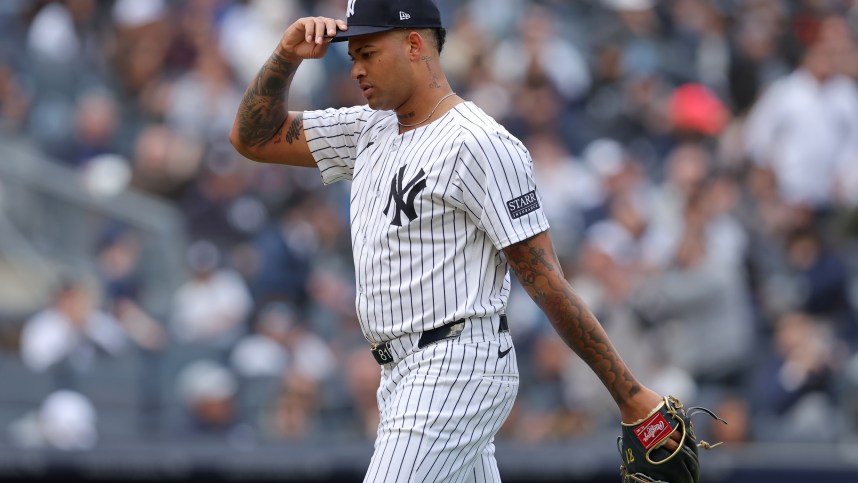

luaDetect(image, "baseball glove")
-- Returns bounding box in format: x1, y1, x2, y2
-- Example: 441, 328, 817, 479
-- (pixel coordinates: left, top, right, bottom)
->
617, 395, 726, 483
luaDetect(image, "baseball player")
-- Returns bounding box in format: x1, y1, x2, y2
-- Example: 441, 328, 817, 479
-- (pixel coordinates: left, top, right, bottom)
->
230, 0, 678, 481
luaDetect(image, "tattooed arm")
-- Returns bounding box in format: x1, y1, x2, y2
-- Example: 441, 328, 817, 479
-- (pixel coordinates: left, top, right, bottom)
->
503, 230, 666, 424
229, 16, 346, 166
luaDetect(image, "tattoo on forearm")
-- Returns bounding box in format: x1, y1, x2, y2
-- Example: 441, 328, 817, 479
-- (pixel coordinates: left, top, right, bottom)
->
505, 237, 640, 405
422, 55, 441, 88
236, 51, 298, 148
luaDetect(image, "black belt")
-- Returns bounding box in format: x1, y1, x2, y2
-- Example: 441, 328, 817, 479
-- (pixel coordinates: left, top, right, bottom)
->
371, 315, 509, 365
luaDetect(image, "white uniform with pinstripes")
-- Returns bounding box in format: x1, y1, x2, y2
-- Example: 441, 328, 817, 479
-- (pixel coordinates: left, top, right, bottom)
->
304, 101, 549, 482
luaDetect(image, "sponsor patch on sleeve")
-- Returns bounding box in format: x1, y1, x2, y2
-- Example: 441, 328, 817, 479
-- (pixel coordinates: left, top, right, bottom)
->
506, 190, 540, 219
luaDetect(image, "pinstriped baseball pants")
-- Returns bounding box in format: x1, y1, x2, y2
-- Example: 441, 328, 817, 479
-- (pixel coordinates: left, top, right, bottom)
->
364, 322, 519, 482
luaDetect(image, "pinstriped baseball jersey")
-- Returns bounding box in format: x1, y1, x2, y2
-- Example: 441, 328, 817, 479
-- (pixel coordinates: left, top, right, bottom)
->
303, 101, 549, 343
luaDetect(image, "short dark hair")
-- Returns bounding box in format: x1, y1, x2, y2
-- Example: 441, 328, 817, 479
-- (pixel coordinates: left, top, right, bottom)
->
433, 28, 447, 53
399, 28, 447, 53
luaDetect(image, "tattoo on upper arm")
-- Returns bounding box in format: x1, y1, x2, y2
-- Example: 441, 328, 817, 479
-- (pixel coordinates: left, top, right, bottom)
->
284, 113, 302, 144
505, 236, 640, 404
236, 52, 298, 149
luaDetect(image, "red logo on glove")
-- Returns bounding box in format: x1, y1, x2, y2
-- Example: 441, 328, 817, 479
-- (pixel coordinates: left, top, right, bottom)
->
634, 412, 673, 450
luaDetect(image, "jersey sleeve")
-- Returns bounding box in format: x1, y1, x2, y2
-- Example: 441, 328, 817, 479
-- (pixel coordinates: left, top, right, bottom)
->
303, 106, 374, 185
453, 131, 550, 250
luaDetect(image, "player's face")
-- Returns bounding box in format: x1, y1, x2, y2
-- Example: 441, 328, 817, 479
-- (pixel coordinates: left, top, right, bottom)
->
347, 31, 413, 111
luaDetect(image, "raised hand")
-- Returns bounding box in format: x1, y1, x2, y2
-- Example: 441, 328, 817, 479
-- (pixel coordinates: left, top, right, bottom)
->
279, 16, 348, 61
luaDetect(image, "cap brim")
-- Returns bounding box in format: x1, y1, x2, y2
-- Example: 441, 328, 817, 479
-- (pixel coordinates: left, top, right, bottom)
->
327, 26, 395, 42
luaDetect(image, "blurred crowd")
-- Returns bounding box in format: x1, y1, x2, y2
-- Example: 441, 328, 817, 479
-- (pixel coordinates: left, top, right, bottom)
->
1, 0, 858, 453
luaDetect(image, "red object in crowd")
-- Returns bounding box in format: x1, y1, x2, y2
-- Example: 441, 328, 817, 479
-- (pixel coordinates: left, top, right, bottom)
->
668, 83, 729, 136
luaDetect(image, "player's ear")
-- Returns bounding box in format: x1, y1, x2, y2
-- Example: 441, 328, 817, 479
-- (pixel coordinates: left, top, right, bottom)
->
405, 30, 424, 59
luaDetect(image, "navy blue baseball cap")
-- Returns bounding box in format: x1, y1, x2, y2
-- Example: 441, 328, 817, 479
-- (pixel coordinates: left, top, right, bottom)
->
330, 0, 443, 42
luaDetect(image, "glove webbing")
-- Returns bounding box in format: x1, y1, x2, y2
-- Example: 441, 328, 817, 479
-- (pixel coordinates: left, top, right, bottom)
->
686, 405, 727, 450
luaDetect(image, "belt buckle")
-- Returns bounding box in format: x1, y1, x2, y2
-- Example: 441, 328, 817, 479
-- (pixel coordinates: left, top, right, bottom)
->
371, 341, 394, 365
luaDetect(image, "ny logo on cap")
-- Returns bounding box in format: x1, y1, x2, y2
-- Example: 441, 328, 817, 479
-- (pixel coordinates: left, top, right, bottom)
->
347, 0, 357, 17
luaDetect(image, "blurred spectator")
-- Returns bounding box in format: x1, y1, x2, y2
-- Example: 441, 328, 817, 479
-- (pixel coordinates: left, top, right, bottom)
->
503, 73, 590, 151
0, 59, 31, 133
128, 123, 204, 200
20, 275, 141, 374
510, 329, 581, 442
579, 137, 651, 229
646, 142, 712, 266
490, 4, 590, 103
340, 346, 381, 440
219, 0, 304, 86
743, 16, 858, 209
667, 83, 729, 138
668, 1, 730, 95
64, 88, 122, 168
230, 302, 295, 379
164, 48, 242, 143
170, 240, 253, 348
727, 11, 791, 115
95, 226, 167, 352
243, 197, 317, 308
526, 132, 600, 260
179, 150, 266, 247
299, 190, 353, 324
263, 372, 320, 440
438, 9, 490, 89
24, 2, 79, 152
783, 226, 855, 341
278, 313, 337, 387
250, 303, 336, 441
81, 153, 134, 198
461, 0, 525, 39
751, 312, 847, 442
26, 2, 79, 78
633, 176, 755, 387
175, 359, 239, 435
110, 0, 170, 97
843, 353, 858, 440
648, 143, 748, 268
7, 390, 97, 451
448, 15, 510, 121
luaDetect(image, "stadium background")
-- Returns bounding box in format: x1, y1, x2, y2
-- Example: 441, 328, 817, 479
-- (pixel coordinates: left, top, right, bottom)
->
1, 0, 858, 481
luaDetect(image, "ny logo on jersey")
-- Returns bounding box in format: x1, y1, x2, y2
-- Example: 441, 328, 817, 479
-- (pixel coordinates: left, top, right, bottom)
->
347, 0, 357, 17
383, 165, 427, 226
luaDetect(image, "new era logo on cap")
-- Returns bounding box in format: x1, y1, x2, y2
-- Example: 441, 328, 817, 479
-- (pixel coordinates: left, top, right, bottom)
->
332, 0, 442, 42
